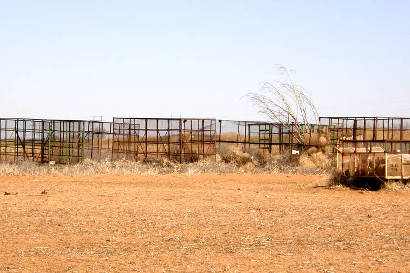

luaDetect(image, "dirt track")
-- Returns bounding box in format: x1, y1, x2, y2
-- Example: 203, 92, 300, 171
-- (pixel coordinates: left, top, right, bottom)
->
0, 173, 409, 272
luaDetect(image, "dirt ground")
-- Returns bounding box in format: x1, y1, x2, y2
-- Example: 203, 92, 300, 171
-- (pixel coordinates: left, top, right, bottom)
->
0, 173, 408, 272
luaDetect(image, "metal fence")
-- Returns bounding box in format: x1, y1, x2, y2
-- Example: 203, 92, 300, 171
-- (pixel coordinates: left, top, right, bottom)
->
112, 118, 217, 162
0, 118, 112, 164
0, 117, 316, 164
216, 120, 294, 154
1, 116, 409, 170
216, 120, 330, 155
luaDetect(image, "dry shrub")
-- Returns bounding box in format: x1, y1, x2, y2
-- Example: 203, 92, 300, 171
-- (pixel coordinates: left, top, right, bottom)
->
303, 132, 329, 148
218, 146, 253, 167
321, 145, 333, 154
218, 145, 279, 170
240, 161, 256, 172
263, 154, 296, 174
299, 152, 333, 170
306, 146, 318, 155
318, 135, 328, 147
248, 149, 271, 167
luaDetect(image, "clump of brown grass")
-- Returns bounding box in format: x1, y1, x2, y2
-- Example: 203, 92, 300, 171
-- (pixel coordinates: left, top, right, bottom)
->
218, 146, 253, 167
299, 152, 333, 169
302, 132, 329, 148
297, 151, 334, 175
217, 146, 296, 173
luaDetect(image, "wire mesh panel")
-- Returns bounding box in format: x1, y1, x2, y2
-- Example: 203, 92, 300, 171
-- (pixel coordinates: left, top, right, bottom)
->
112, 118, 216, 162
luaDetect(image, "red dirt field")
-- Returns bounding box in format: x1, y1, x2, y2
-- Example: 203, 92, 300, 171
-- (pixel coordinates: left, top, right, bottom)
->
0, 173, 409, 272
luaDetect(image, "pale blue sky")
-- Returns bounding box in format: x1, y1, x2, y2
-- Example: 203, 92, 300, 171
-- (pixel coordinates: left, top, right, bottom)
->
0, 0, 409, 121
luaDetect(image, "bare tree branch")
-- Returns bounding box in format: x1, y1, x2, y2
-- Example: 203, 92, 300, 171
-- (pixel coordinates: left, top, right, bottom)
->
247, 66, 319, 147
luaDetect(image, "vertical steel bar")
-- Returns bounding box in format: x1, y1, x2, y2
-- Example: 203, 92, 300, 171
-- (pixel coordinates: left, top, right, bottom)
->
400, 118, 404, 153
48, 122, 52, 162
248, 123, 251, 151
68, 121, 72, 163
156, 119, 159, 159
202, 119, 205, 160
99, 122, 102, 160
401, 153, 404, 181
145, 118, 148, 159
15, 120, 18, 161
191, 120, 194, 160
22, 120, 26, 160
91, 122, 94, 160
40, 121, 44, 163
0, 119, 2, 162
244, 121, 247, 145
65, 122, 69, 163
110, 117, 115, 160
218, 120, 222, 144
82, 121, 85, 161
167, 119, 170, 158
179, 119, 183, 163
279, 124, 283, 154
236, 123, 239, 147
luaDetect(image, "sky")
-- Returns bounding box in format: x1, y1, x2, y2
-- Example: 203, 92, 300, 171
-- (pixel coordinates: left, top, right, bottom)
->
0, 0, 409, 121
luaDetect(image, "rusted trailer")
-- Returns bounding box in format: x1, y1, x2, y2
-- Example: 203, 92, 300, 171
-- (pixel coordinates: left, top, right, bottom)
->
336, 142, 410, 180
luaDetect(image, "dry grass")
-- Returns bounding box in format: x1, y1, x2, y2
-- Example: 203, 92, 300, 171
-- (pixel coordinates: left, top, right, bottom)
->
383, 180, 410, 191
0, 147, 332, 176
2, 146, 407, 192
0, 158, 286, 176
